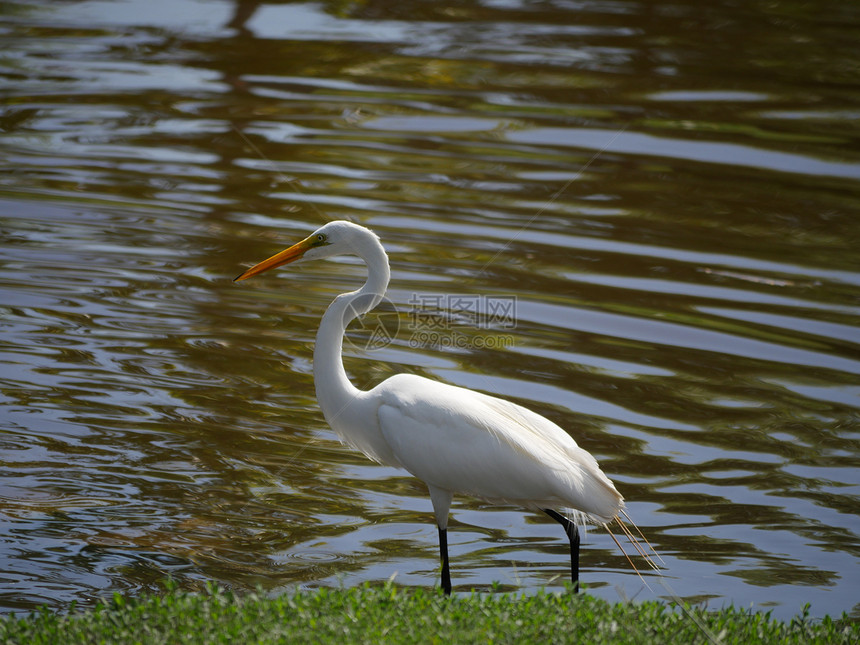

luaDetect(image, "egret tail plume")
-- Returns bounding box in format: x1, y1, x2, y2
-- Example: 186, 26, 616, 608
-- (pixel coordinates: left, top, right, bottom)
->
602, 512, 663, 590
603, 522, 651, 590
615, 516, 660, 573
621, 509, 665, 566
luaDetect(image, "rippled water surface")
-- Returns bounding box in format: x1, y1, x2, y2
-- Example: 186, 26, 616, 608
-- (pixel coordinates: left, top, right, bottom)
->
2, 0, 859, 620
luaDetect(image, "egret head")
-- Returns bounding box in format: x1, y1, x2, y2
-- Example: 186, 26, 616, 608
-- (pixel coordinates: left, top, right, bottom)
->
234, 220, 378, 282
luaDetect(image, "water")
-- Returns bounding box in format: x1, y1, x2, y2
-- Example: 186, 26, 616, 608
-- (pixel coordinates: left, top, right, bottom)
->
1, 0, 859, 621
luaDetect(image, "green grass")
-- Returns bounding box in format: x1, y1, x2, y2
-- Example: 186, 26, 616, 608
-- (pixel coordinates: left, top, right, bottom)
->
1, 583, 856, 645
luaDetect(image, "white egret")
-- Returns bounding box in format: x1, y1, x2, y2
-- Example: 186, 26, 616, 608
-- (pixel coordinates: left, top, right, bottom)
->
235, 220, 654, 594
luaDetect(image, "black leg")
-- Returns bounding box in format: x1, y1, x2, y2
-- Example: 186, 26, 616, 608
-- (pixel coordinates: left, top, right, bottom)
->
438, 526, 452, 595
544, 509, 580, 593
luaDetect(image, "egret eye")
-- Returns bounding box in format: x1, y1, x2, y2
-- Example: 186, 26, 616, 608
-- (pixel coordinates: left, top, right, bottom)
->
316, 233, 327, 243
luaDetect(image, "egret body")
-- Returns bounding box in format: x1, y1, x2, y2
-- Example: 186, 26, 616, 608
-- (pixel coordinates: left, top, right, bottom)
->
235, 220, 644, 594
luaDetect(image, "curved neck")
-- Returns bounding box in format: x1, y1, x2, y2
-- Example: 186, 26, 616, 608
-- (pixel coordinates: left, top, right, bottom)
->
313, 235, 390, 422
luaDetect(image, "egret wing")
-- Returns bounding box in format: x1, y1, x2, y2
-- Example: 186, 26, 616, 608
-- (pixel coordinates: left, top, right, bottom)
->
373, 374, 622, 521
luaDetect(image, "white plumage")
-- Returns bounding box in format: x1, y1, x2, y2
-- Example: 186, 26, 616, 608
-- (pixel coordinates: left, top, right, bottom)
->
372, 374, 622, 523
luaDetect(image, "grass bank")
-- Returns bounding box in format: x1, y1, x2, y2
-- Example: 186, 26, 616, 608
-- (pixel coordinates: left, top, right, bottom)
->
1, 583, 856, 644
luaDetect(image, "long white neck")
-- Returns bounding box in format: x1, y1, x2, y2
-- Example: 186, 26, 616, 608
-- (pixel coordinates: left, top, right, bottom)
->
312, 232, 390, 424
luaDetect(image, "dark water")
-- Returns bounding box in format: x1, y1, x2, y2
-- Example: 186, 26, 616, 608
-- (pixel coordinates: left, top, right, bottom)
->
1, 0, 859, 621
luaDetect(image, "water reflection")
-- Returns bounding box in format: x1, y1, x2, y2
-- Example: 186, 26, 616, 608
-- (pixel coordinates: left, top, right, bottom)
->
1, 0, 859, 621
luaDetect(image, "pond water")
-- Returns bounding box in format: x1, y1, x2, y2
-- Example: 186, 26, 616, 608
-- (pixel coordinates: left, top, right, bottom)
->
1, 0, 859, 622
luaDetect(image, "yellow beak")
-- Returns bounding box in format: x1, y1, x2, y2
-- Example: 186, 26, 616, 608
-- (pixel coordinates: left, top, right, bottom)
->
234, 235, 316, 282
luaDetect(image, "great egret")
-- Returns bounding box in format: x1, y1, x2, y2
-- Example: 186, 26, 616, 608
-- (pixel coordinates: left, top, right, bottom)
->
235, 220, 653, 594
